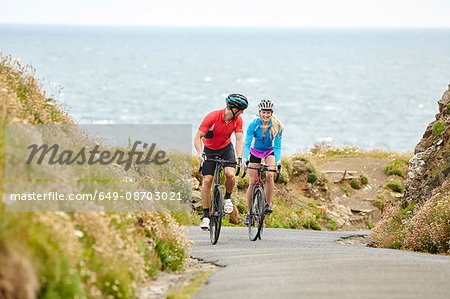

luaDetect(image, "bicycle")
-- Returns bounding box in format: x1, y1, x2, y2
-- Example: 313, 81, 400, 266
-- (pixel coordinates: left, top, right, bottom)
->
199, 154, 240, 245
242, 162, 280, 241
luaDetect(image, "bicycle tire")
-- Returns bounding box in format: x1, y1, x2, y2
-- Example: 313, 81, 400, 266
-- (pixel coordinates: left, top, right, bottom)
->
249, 185, 265, 241
210, 184, 223, 245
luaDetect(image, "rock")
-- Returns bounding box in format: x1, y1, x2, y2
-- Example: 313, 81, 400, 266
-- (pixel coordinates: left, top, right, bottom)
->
349, 215, 364, 223
292, 160, 308, 175
192, 201, 202, 211
190, 178, 200, 190
229, 205, 239, 225
191, 191, 202, 211
404, 86, 450, 205
390, 192, 403, 198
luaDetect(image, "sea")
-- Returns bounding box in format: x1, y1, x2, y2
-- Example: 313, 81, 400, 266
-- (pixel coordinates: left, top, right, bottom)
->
1, 25, 450, 154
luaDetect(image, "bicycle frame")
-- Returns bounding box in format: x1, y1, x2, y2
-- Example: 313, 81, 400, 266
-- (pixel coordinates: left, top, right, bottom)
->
243, 162, 280, 241
199, 154, 240, 245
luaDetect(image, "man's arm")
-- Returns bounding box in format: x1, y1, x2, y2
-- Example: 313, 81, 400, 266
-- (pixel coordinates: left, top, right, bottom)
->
194, 130, 206, 163
235, 132, 244, 166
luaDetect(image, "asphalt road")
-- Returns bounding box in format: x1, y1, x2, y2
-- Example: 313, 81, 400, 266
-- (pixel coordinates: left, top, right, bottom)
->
186, 226, 450, 299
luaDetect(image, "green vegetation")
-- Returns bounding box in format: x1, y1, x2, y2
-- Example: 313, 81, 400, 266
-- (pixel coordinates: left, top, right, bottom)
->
326, 218, 338, 230
292, 156, 310, 163
309, 144, 412, 161
365, 220, 374, 229
308, 172, 318, 184
385, 158, 409, 178
340, 184, 351, 196
432, 120, 445, 136
0, 54, 190, 298
360, 175, 369, 185
231, 196, 326, 230
373, 199, 386, 209
350, 179, 361, 190
167, 270, 216, 299
386, 179, 404, 193
236, 175, 249, 190
432, 163, 449, 176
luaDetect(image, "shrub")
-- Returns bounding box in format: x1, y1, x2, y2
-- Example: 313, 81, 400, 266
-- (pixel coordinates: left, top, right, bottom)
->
306, 166, 316, 174
236, 175, 249, 190
281, 160, 292, 175
402, 183, 450, 254
326, 218, 338, 230
385, 158, 409, 178
303, 218, 322, 230
340, 184, 351, 196
308, 173, 318, 184
386, 179, 404, 193
432, 120, 444, 136
370, 205, 407, 249
366, 220, 374, 229
373, 200, 385, 209
360, 175, 369, 185
276, 169, 289, 184
236, 204, 247, 214
350, 179, 361, 189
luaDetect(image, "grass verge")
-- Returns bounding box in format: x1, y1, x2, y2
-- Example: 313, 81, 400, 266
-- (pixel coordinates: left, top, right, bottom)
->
167, 270, 216, 299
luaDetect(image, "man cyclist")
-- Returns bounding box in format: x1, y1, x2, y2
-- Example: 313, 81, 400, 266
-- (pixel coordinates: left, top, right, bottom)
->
194, 94, 248, 230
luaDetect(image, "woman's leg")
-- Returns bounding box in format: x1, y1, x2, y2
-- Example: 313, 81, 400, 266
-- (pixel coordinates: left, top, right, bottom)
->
264, 155, 276, 204
246, 165, 258, 211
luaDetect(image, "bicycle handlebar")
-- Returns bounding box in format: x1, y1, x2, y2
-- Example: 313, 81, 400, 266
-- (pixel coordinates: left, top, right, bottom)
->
198, 154, 241, 176
242, 162, 282, 183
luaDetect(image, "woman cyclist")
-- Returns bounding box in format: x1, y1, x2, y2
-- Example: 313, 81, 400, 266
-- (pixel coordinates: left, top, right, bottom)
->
243, 99, 284, 224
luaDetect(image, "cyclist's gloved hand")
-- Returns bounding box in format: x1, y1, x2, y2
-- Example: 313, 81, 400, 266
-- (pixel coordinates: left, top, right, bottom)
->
277, 163, 282, 173
198, 153, 205, 164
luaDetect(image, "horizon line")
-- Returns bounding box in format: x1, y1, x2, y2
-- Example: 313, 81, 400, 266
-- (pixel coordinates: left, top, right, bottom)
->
1, 23, 450, 29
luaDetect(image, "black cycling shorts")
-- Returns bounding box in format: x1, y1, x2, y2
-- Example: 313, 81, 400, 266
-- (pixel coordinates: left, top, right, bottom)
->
202, 143, 236, 176
249, 152, 274, 164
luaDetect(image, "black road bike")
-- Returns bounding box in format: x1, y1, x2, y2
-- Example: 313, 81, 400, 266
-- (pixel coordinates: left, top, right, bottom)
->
242, 162, 280, 241
199, 154, 240, 245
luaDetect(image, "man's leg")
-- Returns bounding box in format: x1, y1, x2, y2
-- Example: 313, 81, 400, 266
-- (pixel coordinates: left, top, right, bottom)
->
223, 167, 236, 214
201, 175, 214, 211
200, 175, 213, 229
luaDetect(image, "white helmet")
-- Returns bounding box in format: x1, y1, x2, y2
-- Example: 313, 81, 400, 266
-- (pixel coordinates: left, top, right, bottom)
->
258, 99, 274, 111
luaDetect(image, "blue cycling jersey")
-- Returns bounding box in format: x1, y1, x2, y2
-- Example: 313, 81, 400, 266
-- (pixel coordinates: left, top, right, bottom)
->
243, 118, 283, 164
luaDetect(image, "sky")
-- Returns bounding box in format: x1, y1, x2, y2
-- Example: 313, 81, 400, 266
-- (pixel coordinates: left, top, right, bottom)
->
2, 0, 450, 27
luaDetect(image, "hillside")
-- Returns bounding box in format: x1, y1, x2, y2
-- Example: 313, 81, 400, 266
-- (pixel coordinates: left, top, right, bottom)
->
371, 85, 450, 254
0, 54, 190, 298
191, 146, 412, 232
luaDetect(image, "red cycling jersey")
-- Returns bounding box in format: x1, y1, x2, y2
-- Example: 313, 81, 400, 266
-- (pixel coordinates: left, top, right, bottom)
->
199, 108, 243, 150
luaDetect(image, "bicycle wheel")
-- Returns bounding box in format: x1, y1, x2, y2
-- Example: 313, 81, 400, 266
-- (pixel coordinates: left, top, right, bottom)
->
249, 185, 265, 241
210, 184, 223, 245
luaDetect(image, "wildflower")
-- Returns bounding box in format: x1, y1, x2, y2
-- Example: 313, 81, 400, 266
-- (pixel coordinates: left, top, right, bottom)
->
74, 230, 84, 238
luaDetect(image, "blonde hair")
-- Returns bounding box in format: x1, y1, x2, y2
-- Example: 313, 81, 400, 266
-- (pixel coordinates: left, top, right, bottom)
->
270, 115, 284, 138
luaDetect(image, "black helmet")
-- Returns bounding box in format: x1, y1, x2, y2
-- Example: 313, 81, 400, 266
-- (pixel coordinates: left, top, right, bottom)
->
226, 94, 248, 110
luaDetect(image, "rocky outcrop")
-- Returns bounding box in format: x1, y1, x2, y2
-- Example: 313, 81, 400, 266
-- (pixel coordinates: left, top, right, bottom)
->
404, 85, 450, 205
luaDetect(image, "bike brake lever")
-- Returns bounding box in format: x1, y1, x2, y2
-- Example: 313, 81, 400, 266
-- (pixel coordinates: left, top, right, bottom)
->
274, 164, 281, 183
242, 161, 249, 178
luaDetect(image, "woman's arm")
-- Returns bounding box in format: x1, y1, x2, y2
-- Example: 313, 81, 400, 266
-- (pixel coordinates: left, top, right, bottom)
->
274, 129, 282, 165
242, 119, 256, 161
